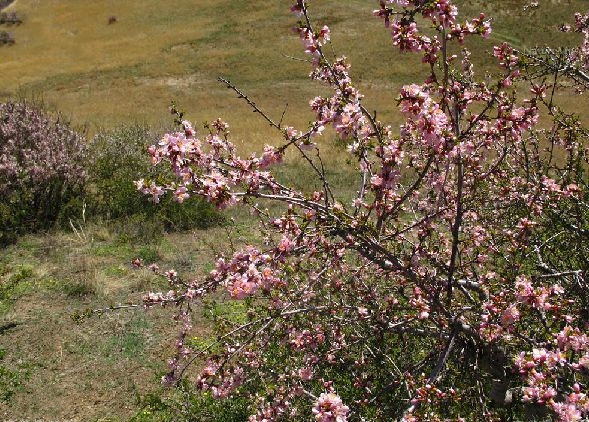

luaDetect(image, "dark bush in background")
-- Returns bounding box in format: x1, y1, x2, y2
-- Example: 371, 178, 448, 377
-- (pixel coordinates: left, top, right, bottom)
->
87, 124, 222, 235
0, 30, 14, 45
0, 12, 22, 25
0, 102, 87, 244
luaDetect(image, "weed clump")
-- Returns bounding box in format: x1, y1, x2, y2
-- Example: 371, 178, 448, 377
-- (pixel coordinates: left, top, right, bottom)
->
0, 12, 22, 25
0, 30, 14, 45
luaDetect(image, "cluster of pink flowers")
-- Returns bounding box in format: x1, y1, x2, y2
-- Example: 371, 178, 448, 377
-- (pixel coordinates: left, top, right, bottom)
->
137, 116, 288, 209
552, 385, 589, 422
196, 360, 245, 399
493, 42, 520, 70
134, 179, 165, 203
295, 25, 330, 57
390, 21, 425, 53
289, 326, 326, 350
424, 0, 458, 29
211, 246, 282, 299
510, 322, 589, 420
479, 294, 521, 342
375, 0, 490, 62
409, 383, 455, 408
515, 276, 564, 312
135, 0, 589, 420
311, 392, 349, 422
573, 11, 589, 69
399, 84, 450, 151
515, 343, 589, 420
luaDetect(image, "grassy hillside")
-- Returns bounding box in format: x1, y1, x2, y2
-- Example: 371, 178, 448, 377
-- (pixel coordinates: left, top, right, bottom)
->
1, 0, 587, 145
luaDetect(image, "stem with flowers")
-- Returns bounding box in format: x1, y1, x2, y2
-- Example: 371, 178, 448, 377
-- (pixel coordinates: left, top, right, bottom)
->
132, 1, 589, 420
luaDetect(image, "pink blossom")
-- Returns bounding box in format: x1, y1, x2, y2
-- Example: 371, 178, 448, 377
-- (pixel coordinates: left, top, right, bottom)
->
500, 305, 520, 328
174, 186, 190, 203
312, 392, 349, 422
298, 366, 314, 380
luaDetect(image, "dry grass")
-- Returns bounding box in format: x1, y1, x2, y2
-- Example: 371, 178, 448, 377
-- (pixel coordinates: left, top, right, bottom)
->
2, 0, 585, 149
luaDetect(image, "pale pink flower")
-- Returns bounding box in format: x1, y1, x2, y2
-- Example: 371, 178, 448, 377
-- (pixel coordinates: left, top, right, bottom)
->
500, 305, 520, 328
312, 392, 349, 422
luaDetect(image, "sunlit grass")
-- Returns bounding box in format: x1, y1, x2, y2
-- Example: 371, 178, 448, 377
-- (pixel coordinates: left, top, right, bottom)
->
2, 0, 587, 152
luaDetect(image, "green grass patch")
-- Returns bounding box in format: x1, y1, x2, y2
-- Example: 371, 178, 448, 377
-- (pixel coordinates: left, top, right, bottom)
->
91, 242, 134, 258
0, 264, 35, 314
104, 265, 129, 277
0, 347, 30, 403
206, 300, 248, 325
61, 280, 97, 298
136, 247, 161, 265
104, 315, 151, 361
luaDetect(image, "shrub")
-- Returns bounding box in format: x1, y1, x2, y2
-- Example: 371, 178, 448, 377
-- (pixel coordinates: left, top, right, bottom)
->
0, 30, 14, 45
132, 381, 250, 422
0, 102, 87, 244
0, 1, 14, 10
0, 12, 22, 25
87, 124, 222, 232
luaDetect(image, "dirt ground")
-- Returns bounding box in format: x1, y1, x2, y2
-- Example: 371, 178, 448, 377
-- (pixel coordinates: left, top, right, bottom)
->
0, 219, 247, 422
0, 281, 186, 421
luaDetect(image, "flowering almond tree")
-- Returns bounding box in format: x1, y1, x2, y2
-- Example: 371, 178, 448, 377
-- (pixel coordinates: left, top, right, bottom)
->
134, 1, 589, 420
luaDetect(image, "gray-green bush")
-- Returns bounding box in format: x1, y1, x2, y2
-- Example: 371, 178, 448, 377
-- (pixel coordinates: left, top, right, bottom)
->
87, 124, 223, 234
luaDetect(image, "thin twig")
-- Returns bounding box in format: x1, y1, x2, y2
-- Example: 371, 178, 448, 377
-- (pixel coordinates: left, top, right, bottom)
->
218, 77, 281, 129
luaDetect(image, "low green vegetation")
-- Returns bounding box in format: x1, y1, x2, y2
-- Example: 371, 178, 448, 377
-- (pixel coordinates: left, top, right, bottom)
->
0, 347, 25, 403
0, 264, 34, 314
87, 123, 224, 230
132, 383, 251, 422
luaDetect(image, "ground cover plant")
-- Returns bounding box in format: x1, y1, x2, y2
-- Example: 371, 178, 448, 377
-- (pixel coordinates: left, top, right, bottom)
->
0, 12, 22, 26
0, 30, 14, 45
133, 1, 589, 421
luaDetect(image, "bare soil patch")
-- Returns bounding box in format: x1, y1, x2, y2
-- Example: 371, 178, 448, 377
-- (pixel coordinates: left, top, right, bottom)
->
0, 289, 185, 421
